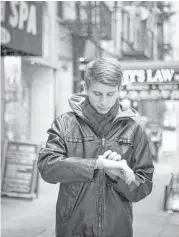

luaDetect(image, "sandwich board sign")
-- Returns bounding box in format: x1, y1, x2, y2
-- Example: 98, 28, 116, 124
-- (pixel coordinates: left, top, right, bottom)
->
1, 140, 40, 200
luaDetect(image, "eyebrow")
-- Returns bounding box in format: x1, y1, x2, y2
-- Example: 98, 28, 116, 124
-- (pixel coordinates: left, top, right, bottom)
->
93, 90, 116, 93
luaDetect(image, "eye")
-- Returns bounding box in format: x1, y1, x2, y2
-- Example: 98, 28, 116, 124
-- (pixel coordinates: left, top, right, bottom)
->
108, 92, 115, 97
94, 92, 101, 96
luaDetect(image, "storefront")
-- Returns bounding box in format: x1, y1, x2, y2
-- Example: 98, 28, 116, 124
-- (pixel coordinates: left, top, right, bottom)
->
118, 60, 179, 122
21, 59, 55, 143
1, 1, 43, 180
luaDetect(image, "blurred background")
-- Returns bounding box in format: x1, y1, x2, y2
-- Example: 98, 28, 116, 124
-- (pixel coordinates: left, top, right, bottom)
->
1, 1, 179, 237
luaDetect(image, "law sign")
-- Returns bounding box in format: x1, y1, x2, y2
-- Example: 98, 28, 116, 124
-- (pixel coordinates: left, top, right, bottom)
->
122, 68, 179, 86
1, 1, 43, 56
119, 61, 179, 100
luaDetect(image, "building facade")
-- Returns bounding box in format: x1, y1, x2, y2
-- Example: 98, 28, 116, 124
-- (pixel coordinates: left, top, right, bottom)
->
115, 1, 176, 121
1, 2, 74, 179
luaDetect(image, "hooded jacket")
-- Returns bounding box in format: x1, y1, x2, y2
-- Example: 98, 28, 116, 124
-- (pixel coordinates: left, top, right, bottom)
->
38, 94, 154, 237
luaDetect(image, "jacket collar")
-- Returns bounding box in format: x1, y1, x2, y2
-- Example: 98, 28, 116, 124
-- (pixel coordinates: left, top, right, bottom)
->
68, 93, 138, 122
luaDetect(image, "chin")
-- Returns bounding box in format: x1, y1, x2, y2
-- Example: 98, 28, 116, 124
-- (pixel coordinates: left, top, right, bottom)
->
99, 111, 108, 114
96, 108, 110, 114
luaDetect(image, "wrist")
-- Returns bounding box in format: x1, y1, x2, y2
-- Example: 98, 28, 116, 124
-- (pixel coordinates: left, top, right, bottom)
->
96, 158, 104, 170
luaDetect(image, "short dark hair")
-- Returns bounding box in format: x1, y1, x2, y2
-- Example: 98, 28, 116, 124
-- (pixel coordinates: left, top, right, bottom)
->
84, 58, 123, 88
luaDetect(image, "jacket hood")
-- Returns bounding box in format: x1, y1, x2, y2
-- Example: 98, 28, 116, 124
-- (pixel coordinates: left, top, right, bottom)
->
68, 93, 138, 120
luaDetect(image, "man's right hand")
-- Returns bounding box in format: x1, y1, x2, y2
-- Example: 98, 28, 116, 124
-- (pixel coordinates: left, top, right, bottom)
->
103, 159, 135, 184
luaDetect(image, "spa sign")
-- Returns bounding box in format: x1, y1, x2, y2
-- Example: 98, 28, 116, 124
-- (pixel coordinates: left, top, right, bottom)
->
1, 1, 43, 56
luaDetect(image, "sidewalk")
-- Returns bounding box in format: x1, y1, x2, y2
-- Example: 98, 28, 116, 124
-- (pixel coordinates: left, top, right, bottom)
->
133, 149, 179, 237
1, 179, 58, 237
1, 133, 179, 237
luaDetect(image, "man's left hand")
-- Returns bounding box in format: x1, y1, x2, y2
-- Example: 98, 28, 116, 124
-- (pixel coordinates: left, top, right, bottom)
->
100, 150, 135, 185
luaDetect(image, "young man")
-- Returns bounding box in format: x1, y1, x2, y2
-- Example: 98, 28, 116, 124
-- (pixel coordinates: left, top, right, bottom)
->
38, 58, 154, 237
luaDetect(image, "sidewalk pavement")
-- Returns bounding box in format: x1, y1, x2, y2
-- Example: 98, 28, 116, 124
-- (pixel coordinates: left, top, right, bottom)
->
1, 179, 58, 237
133, 149, 179, 237
1, 148, 179, 237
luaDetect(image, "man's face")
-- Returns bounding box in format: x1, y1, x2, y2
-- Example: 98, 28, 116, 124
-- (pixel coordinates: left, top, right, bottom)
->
86, 81, 119, 114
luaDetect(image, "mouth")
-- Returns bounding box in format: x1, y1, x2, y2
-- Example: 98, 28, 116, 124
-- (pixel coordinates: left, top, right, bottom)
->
98, 107, 109, 111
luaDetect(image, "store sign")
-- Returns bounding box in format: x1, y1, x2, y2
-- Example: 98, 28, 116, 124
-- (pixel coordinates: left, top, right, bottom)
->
1, 1, 42, 56
122, 68, 179, 86
120, 68, 179, 100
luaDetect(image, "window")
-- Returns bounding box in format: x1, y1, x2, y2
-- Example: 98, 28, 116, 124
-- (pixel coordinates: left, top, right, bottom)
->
57, 1, 63, 19
63, 2, 76, 21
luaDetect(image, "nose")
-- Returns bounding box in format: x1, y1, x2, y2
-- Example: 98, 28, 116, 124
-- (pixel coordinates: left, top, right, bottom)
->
100, 96, 107, 107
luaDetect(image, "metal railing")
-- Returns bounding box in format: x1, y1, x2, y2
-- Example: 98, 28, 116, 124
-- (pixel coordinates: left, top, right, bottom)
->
164, 172, 179, 212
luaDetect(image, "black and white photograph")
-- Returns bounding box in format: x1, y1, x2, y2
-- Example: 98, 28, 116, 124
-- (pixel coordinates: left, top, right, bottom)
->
1, 1, 179, 237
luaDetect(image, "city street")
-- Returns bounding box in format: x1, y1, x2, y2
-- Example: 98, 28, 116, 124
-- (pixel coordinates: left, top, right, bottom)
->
1, 130, 179, 237
1, 2, 179, 237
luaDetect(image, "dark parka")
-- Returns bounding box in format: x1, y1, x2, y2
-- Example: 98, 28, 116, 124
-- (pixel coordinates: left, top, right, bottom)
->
38, 94, 154, 237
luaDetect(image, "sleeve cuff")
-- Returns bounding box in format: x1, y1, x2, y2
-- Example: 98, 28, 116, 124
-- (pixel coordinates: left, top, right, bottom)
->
96, 158, 104, 170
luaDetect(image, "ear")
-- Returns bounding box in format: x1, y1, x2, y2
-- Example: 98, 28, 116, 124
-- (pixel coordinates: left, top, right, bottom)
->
80, 80, 87, 94
118, 84, 122, 91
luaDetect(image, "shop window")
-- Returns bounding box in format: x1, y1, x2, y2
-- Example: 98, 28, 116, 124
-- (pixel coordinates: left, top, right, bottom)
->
4, 57, 30, 140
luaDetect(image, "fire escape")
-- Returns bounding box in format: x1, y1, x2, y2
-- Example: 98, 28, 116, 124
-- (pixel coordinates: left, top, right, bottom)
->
120, 1, 175, 61
58, 1, 112, 92
59, 1, 112, 46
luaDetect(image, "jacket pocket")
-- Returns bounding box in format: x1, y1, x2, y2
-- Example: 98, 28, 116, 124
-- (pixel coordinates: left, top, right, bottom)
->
65, 136, 95, 157
66, 136, 95, 143
57, 183, 83, 221
114, 138, 134, 148
112, 137, 134, 162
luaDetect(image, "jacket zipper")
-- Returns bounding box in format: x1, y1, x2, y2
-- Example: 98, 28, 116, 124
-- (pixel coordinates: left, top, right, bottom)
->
102, 138, 105, 147
98, 138, 106, 236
